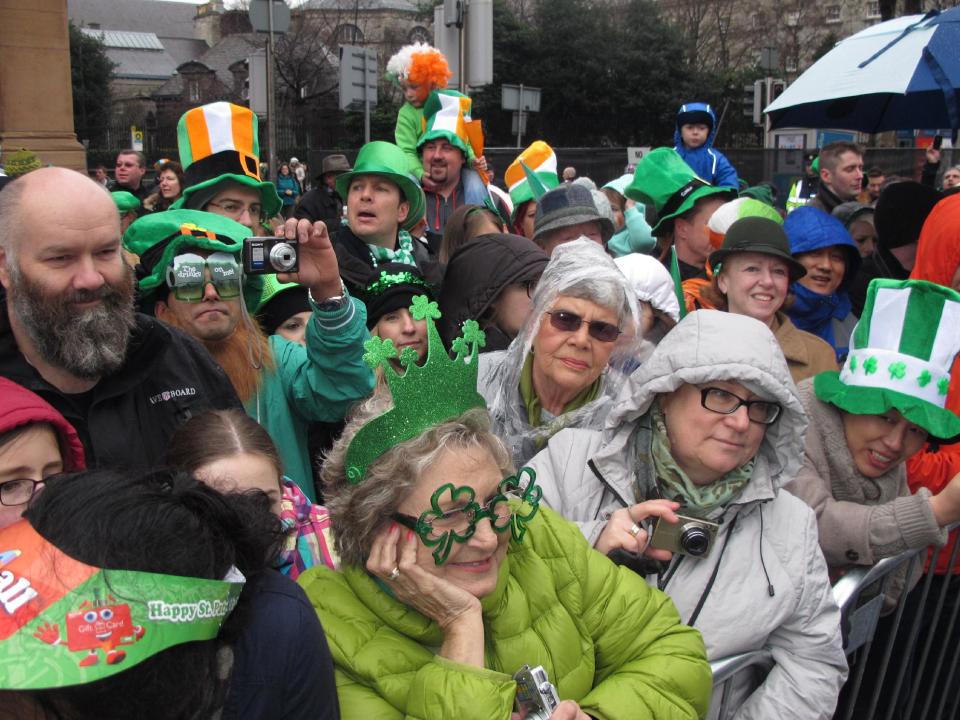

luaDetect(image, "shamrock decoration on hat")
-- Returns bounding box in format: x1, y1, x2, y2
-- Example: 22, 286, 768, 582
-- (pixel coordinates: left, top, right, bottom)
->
814, 278, 960, 442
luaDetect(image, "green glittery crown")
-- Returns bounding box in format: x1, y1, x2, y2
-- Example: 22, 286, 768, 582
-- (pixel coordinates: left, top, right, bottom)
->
345, 296, 487, 483
365, 269, 432, 296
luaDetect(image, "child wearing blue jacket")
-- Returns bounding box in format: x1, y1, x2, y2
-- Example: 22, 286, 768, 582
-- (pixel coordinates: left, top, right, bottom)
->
673, 102, 739, 189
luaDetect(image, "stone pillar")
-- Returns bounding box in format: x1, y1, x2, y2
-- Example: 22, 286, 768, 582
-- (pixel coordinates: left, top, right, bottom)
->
0, 0, 87, 173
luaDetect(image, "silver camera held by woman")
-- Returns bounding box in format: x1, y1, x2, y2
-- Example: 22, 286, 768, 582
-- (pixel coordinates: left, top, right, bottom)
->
649, 514, 719, 558
514, 664, 561, 720
242, 237, 299, 275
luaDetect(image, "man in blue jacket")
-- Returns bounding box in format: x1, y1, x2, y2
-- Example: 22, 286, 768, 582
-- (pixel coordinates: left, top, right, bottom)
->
673, 102, 739, 189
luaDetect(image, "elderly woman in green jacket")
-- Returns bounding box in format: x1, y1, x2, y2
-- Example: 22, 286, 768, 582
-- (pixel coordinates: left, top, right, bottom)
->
297, 298, 711, 720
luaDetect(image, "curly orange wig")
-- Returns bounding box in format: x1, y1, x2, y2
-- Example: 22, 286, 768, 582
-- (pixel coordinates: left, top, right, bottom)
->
407, 50, 452, 102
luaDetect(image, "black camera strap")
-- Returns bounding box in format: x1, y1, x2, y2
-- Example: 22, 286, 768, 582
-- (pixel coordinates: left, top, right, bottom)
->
686, 514, 738, 628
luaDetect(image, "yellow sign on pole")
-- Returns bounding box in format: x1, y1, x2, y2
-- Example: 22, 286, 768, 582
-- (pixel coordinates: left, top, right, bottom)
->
130, 126, 144, 152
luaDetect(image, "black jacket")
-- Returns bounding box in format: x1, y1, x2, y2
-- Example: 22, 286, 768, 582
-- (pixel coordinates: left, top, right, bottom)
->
330, 224, 441, 293
0, 305, 242, 469
294, 187, 342, 227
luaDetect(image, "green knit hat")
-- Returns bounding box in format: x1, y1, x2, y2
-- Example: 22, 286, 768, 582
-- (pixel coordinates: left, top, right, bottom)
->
123, 209, 263, 313
416, 90, 472, 155
624, 147, 737, 237
336, 141, 426, 232
5, 148, 42, 177
815, 279, 960, 442
170, 102, 282, 218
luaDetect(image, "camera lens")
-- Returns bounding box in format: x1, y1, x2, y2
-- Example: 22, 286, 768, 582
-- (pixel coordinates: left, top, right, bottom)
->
680, 524, 710, 557
269, 242, 297, 272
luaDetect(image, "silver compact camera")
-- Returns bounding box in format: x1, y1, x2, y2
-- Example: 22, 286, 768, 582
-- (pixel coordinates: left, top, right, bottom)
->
649, 514, 719, 558
514, 664, 560, 720
242, 236, 299, 275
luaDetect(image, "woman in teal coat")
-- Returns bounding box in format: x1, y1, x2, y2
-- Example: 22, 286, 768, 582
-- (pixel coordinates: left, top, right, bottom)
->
297, 300, 711, 720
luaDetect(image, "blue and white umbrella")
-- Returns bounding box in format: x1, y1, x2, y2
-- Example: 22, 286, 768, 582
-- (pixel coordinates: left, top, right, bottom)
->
766, 8, 960, 136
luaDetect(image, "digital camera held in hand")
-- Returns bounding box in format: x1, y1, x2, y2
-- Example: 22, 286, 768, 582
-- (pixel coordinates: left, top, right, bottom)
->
650, 514, 719, 559
514, 664, 561, 720
242, 237, 299, 275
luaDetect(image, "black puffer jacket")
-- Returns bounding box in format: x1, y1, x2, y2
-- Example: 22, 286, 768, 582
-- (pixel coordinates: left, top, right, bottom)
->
0, 303, 242, 469
437, 233, 548, 352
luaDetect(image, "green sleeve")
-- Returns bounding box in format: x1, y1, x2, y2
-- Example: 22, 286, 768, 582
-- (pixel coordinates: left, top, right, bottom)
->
403, 656, 516, 720
554, 513, 712, 720
396, 103, 425, 180
273, 297, 375, 423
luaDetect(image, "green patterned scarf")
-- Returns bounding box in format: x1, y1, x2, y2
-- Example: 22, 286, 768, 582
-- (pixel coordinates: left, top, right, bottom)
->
519, 353, 601, 446
367, 230, 416, 267
649, 400, 754, 514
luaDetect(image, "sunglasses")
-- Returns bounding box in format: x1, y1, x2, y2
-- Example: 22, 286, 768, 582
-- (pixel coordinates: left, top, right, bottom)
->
546, 310, 621, 343
165, 252, 242, 303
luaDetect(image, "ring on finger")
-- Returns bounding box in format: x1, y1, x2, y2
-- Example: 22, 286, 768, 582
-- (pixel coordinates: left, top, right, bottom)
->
388, 567, 401, 581
628, 523, 642, 538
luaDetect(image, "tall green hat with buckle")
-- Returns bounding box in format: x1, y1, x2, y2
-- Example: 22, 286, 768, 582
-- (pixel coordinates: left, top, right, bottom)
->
416, 89, 472, 155
123, 209, 263, 313
171, 102, 282, 218
814, 278, 960, 442
336, 141, 426, 232
624, 147, 737, 237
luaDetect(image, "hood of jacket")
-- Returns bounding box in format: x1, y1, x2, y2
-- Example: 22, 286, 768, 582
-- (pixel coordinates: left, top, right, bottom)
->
0, 377, 86, 472
596, 310, 807, 501
437, 233, 548, 346
784, 206, 861, 292
911, 193, 960, 287
673, 102, 718, 151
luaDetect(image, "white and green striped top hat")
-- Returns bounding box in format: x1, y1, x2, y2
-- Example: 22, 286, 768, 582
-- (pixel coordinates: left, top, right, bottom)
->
814, 278, 960, 441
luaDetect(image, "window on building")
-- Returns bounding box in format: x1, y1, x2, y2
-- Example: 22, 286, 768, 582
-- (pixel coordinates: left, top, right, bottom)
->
826, 5, 841, 22
336, 24, 364, 45
866, 1, 880, 17
188, 80, 200, 103
408, 26, 431, 44
785, 10, 800, 26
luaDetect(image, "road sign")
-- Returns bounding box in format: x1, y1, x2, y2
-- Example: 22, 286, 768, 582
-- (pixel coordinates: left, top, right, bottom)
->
626, 147, 651, 166
130, 126, 144, 152
339, 45, 378, 143
501, 84, 541, 112
248, 0, 290, 34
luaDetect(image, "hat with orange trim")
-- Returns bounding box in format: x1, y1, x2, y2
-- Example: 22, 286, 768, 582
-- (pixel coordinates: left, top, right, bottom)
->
504, 141, 560, 209
417, 90, 472, 155
171, 102, 282, 218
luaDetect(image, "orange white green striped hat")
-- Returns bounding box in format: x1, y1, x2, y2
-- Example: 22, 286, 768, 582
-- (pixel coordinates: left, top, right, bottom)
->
417, 90, 472, 155
171, 102, 282, 218
504, 141, 560, 207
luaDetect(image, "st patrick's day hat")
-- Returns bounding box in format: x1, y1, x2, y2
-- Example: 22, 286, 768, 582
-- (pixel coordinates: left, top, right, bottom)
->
336, 141, 426, 232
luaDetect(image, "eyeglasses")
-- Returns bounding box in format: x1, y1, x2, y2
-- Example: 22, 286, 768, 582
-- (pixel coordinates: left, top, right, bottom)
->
0, 478, 44, 507
545, 310, 622, 343
207, 200, 265, 223
392, 468, 543, 565
165, 252, 242, 303
699, 387, 782, 425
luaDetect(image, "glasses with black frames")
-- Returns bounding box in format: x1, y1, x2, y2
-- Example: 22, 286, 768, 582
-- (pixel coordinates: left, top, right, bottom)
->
699, 387, 782, 425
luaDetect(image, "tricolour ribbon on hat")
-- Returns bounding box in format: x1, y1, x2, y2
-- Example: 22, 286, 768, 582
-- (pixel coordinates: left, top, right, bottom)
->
504, 142, 560, 206
0, 521, 244, 690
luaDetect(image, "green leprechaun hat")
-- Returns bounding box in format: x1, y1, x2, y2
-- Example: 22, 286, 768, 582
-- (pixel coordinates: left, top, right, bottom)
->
171, 102, 282, 218
336, 141, 426, 232
814, 278, 960, 441
416, 89, 472, 155
625, 147, 737, 237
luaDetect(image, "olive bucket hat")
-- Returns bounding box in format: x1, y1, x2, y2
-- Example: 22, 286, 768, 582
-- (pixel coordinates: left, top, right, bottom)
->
335, 141, 426, 232
708, 216, 807, 283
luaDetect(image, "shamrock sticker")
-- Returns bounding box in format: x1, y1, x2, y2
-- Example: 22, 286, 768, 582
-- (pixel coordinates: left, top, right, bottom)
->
849, 355, 858, 372
938, 377, 950, 397
499, 467, 543, 542
398, 346, 418, 369
410, 295, 441, 322
863, 357, 879, 376
414, 483, 479, 566
450, 336, 468, 359
918, 370, 933, 388
362, 336, 398, 369
460, 320, 486, 349
888, 362, 907, 381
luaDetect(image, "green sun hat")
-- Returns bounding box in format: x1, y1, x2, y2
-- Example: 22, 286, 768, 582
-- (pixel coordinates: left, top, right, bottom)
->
416, 89, 472, 155
624, 147, 737, 237
170, 102, 282, 218
336, 141, 426, 232
123, 209, 263, 313
814, 278, 960, 442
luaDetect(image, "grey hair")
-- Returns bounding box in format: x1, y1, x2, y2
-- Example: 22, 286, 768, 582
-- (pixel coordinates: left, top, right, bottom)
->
0, 178, 28, 257
321, 395, 513, 568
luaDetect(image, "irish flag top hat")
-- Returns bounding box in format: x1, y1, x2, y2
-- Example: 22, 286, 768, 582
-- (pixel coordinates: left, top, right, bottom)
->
172, 102, 282, 218
504, 141, 560, 208
814, 278, 960, 441
417, 90, 472, 155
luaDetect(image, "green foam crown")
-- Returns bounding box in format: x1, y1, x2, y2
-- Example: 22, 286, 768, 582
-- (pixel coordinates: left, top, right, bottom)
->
345, 296, 487, 483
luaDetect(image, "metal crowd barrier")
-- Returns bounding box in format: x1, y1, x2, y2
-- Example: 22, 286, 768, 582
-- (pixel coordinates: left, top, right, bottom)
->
709, 522, 960, 720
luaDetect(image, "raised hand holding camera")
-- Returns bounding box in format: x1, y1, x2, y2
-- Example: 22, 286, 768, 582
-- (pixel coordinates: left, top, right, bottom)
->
277, 218, 343, 301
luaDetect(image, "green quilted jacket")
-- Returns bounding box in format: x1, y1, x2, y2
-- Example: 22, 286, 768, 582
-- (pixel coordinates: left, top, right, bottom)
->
298, 507, 711, 720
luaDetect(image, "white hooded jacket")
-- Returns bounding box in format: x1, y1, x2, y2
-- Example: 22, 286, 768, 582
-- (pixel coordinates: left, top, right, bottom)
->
527, 310, 847, 720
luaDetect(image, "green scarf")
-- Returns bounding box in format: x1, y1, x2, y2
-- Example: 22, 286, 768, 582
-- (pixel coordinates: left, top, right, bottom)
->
649, 400, 754, 515
519, 353, 601, 446
367, 230, 416, 267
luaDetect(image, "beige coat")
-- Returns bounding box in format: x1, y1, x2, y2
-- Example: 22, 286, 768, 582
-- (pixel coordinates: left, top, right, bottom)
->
772, 312, 838, 383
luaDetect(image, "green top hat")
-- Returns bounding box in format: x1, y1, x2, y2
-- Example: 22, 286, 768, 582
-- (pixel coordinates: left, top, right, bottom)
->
709, 216, 807, 283
123, 209, 262, 313
336, 141, 426, 233
171, 102, 282, 218
814, 278, 960, 442
416, 90, 472, 156
624, 147, 737, 237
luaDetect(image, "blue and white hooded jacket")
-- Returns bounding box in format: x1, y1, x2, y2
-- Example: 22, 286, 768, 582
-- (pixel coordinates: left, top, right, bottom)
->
673, 102, 739, 189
